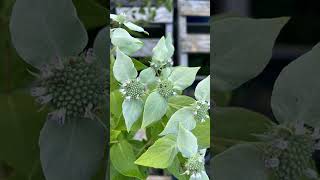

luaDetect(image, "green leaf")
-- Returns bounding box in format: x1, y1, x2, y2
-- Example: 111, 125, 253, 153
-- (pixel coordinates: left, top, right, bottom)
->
122, 99, 143, 132
177, 124, 198, 158
167, 95, 196, 117
135, 135, 178, 168
39, 118, 105, 180
169, 67, 200, 90
167, 157, 188, 180
110, 161, 131, 180
111, 28, 143, 55
139, 67, 156, 85
271, 43, 320, 127
0, 91, 46, 178
113, 48, 137, 83
195, 75, 210, 102
212, 17, 289, 91
213, 90, 232, 106
124, 22, 149, 35
0, 25, 33, 93
160, 107, 196, 136
93, 27, 108, 66
142, 92, 168, 128
192, 120, 210, 149
213, 107, 273, 143
132, 58, 147, 71
110, 140, 144, 179
110, 130, 121, 143
73, 0, 108, 30
10, 0, 88, 69
213, 144, 268, 180
152, 36, 169, 62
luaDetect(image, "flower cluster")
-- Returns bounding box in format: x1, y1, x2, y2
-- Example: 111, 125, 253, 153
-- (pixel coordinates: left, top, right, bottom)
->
31, 51, 107, 124
120, 78, 146, 100
184, 150, 208, 180
262, 125, 318, 180
193, 101, 210, 123
157, 79, 177, 98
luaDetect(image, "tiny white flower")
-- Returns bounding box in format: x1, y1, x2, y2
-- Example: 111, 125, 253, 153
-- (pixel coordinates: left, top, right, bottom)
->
31, 87, 47, 97
53, 56, 64, 70
36, 94, 52, 105
205, 115, 210, 119
126, 96, 131, 100
133, 128, 148, 141
193, 111, 198, 115
84, 103, 94, 120
201, 119, 205, 123
196, 106, 201, 109
265, 158, 279, 168
272, 139, 288, 150
47, 108, 66, 125
305, 168, 318, 179
173, 92, 177, 96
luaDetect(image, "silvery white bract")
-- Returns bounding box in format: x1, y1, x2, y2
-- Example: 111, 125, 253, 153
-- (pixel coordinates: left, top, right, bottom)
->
141, 66, 200, 128
113, 48, 156, 131
160, 75, 210, 135
111, 28, 144, 55
150, 35, 175, 70
110, 13, 149, 35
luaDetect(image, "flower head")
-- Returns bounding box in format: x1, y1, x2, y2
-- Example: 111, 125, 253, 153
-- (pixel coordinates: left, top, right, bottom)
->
31, 50, 107, 124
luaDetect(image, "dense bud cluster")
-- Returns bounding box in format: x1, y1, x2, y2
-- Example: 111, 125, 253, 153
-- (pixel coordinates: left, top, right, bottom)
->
157, 79, 176, 98
120, 78, 146, 100
262, 126, 317, 180
184, 152, 205, 178
32, 54, 107, 124
193, 101, 210, 123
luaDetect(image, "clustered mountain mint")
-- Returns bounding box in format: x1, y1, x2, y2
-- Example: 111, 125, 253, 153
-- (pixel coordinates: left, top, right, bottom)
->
110, 13, 210, 180
260, 124, 318, 180
31, 50, 107, 124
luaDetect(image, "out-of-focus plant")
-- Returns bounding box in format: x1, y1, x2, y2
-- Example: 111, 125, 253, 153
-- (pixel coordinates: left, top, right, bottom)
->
211, 16, 291, 179
213, 42, 320, 180
6, 0, 108, 180
110, 13, 209, 180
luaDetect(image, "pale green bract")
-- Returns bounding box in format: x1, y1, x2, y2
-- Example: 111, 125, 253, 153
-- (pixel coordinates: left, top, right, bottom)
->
195, 75, 210, 102
142, 91, 168, 128
110, 13, 149, 35
111, 28, 143, 55
160, 107, 196, 136
113, 48, 137, 83
169, 67, 200, 90
177, 124, 198, 158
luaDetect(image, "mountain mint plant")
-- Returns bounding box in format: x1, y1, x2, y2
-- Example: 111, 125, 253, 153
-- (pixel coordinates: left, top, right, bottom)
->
110, 13, 210, 180
212, 16, 320, 180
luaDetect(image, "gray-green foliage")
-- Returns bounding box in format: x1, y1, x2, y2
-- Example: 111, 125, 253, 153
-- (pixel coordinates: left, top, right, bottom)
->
110, 13, 210, 180
9, 0, 108, 179
212, 16, 320, 180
